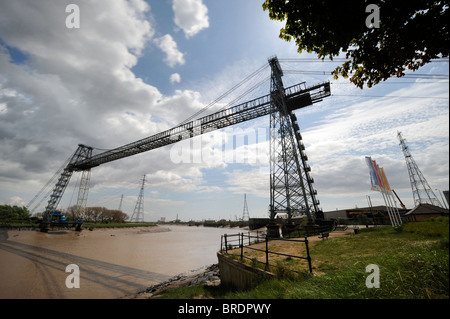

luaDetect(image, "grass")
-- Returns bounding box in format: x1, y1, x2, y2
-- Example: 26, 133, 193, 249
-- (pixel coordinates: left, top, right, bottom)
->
153, 217, 449, 299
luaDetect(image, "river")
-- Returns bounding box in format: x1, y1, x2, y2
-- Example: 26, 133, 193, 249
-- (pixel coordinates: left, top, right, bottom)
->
0, 225, 239, 299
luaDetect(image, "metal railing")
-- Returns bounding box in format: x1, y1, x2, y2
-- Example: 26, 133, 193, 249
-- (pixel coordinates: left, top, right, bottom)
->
220, 231, 313, 274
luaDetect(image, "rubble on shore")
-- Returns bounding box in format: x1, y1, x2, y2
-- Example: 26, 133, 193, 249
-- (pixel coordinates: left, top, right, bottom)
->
123, 264, 220, 299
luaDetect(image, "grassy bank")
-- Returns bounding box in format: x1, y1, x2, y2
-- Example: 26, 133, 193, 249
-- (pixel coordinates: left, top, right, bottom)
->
154, 217, 449, 299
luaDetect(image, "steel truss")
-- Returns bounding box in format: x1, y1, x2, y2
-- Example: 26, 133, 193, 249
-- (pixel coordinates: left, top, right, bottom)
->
398, 131, 442, 207
268, 57, 323, 223
39, 57, 330, 225
43, 144, 92, 219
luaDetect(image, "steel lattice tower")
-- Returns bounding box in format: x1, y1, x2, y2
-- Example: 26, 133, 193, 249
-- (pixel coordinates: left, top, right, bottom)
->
397, 132, 442, 207
242, 193, 250, 221
43, 144, 92, 218
118, 194, 124, 211
75, 168, 91, 218
130, 175, 146, 222
268, 57, 322, 223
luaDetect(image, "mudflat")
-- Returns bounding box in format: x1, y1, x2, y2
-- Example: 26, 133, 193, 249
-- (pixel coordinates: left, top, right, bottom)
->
0, 225, 226, 299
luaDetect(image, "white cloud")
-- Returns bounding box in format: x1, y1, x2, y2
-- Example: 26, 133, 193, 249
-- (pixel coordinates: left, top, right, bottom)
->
225, 168, 269, 198
0, 0, 209, 213
154, 34, 185, 67
172, 0, 209, 38
9, 196, 26, 207
170, 73, 181, 83
296, 79, 449, 210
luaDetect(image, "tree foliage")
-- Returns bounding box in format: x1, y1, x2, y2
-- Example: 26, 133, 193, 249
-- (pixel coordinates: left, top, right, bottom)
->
0, 204, 31, 221
262, 0, 449, 88
67, 206, 128, 223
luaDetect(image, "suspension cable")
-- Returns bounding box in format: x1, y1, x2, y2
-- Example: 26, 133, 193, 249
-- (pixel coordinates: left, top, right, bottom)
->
176, 63, 270, 125
27, 149, 77, 213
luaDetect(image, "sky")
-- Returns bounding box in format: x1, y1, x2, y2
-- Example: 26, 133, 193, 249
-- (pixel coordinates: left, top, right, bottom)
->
0, 0, 448, 222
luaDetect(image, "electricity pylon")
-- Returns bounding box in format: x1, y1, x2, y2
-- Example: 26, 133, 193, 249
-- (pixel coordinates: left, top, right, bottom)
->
397, 131, 442, 207
130, 175, 146, 222
242, 193, 250, 221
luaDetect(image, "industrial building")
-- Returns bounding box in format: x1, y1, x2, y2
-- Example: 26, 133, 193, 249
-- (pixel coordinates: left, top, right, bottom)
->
324, 206, 409, 223
403, 203, 449, 222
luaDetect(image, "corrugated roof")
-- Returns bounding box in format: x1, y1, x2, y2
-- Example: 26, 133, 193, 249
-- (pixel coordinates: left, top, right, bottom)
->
405, 203, 449, 215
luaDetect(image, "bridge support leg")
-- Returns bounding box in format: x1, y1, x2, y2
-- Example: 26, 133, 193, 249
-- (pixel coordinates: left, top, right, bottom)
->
266, 222, 280, 238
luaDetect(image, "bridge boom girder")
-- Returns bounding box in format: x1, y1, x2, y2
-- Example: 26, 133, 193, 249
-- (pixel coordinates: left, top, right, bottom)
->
72, 81, 330, 171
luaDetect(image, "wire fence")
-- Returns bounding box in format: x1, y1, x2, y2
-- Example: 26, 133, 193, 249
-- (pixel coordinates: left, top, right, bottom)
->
220, 231, 313, 275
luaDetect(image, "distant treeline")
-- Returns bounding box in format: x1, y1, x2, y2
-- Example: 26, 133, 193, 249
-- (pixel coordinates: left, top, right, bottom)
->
65, 206, 129, 223
203, 220, 249, 228
178, 219, 249, 228
0, 204, 130, 225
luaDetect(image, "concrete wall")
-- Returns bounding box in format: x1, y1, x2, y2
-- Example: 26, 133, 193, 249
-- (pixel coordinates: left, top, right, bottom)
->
217, 252, 275, 290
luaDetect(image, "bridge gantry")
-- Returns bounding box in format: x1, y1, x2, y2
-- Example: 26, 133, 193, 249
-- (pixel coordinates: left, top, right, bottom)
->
36, 56, 331, 232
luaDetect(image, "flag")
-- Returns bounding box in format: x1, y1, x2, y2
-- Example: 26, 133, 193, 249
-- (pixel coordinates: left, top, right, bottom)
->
374, 161, 384, 189
380, 167, 391, 191
365, 156, 381, 191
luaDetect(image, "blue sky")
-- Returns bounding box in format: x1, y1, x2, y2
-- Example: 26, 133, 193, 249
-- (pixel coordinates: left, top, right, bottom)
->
0, 0, 448, 222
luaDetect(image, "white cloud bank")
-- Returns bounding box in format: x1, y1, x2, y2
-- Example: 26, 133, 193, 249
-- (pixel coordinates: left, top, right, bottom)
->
0, 0, 213, 211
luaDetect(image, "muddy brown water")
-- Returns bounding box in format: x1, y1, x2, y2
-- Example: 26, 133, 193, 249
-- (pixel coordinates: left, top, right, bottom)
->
0, 225, 235, 299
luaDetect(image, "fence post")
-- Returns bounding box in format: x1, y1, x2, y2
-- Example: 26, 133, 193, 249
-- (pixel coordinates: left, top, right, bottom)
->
304, 236, 313, 274
240, 233, 244, 261
265, 235, 269, 269
224, 234, 228, 254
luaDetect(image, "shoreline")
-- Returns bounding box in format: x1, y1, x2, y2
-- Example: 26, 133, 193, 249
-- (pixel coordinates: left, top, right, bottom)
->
122, 263, 220, 299
1, 224, 226, 298
122, 228, 358, 299
0, 224, 170, 233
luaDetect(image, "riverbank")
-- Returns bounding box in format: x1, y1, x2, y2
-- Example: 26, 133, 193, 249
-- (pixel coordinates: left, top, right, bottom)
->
137, 219, 448, 299
0, 221, 159, 231
123, 264, 221, 299
124, 228, 355, 299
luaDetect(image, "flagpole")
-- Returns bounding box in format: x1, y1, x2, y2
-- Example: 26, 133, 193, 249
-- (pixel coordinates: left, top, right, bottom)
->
381, 189, 397, 227
388, 190, 402, 226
